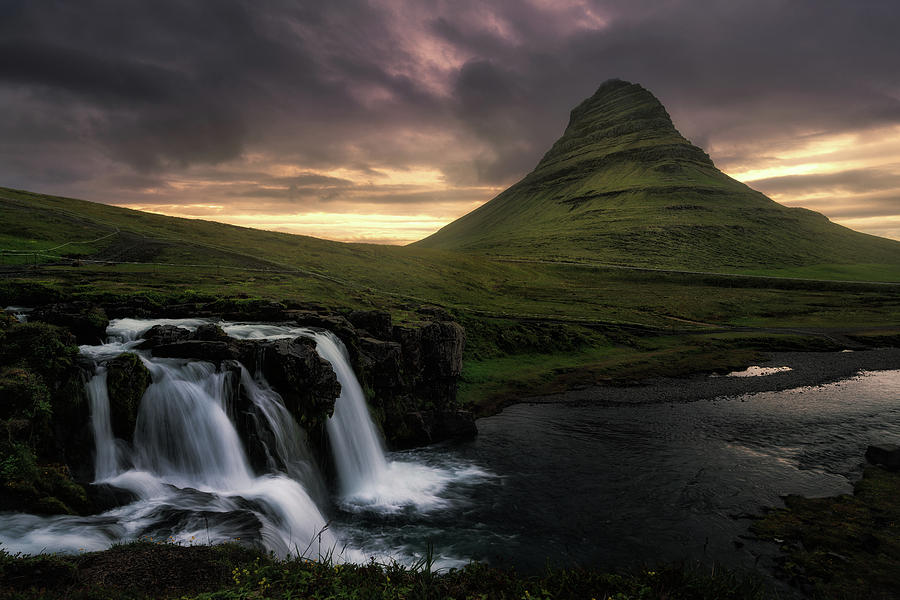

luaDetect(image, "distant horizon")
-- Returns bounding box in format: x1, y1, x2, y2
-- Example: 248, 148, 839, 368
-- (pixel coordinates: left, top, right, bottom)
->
2, 1, 899, 244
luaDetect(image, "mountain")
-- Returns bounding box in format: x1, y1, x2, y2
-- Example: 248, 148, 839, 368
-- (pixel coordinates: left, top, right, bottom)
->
415, 80, 900, 271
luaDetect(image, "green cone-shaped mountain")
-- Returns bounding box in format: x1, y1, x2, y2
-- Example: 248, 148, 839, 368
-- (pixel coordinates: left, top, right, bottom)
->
415, 80, 900, 270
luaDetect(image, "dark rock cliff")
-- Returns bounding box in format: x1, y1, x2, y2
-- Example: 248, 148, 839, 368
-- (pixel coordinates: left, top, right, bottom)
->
6, 300, 474, 515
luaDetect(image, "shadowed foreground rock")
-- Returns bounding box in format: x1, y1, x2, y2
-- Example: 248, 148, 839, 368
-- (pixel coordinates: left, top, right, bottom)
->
866, 444, 900, 471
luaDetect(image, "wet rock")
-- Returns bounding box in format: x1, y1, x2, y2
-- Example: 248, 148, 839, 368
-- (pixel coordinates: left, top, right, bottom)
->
137, 324, 192, 349
347, 310, 392, 339
194, 323, 229, 341
106, 353, 151, 442
865, 444, 900, 471
393, 410, 477, 449
435, 409, 478, 440
358, 337, 403, 389
258, 337, 341, 428
151, 340, 238, 361
285, 311, 357, 340
86, 483, 139, 512
31, 302, 109, 345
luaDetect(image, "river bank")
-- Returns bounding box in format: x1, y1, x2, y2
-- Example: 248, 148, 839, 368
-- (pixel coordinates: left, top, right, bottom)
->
522, 347, 900, 407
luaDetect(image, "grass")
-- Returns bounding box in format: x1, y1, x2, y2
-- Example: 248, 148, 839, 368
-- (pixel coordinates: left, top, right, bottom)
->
458, 332, 844, 413
415, 81, 900, 277
0, 541, 771, 600
2, 183, 900, 413
752, 466, 900, 600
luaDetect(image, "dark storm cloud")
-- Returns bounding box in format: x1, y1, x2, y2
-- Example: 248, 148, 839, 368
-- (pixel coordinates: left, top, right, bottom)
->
1, 0, 899, 238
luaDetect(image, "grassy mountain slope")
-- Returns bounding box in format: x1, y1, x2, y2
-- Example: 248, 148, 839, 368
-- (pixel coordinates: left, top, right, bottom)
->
2, 186, 900, 414
415, 80, 900, 272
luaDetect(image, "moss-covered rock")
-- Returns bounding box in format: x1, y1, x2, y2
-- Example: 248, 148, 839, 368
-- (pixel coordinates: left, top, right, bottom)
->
0, 321, 80, 384
106, 353, 151, 442
752, 466, 900, 599
0, 320, 91, 515
0, 367, 51, 423
31, 302, 109, 345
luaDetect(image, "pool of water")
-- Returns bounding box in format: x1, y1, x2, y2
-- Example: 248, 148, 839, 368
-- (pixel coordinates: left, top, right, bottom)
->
340, 369, 900, 572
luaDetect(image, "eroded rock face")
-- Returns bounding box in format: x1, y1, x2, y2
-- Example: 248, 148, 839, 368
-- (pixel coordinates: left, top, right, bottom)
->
106, 353, 151, 443
147, 328, 342, 434
257, 337, 341, 429
343, 310, 474, 448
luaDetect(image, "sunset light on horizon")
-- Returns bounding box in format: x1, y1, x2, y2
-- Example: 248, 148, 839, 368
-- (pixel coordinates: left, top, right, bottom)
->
2, 0, 899, 244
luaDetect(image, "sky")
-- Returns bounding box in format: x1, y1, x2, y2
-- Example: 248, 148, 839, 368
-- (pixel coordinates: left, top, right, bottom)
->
1, 0, 899, 245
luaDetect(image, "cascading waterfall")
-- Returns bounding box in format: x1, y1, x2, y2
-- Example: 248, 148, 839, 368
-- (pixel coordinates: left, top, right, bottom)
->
0, 316, 487, 563
311, 331, 389, 495
86, 366, 118, 481
133, 359, 252, 491
237, 365, 328, 503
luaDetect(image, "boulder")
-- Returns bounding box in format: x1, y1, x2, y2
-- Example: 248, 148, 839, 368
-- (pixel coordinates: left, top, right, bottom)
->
137, 324, 192, 349
194, 323, 229, 341
284, 311, 357, 341
106, 353, 152, 442
865, 444, 900, 471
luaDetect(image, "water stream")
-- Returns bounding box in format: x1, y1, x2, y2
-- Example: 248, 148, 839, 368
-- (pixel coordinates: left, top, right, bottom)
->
1, 314, 899, 576
0, 318, 483, 563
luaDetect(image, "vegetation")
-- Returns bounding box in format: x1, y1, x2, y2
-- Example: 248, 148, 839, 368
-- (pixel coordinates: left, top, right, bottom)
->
1, 81, 899, 599
3, 180, 900, 411
0, 315, 89, 514
415, 80, 900, 277
0, 541, 770, 600
752, 466, 900, 599
459, 331, 843, 413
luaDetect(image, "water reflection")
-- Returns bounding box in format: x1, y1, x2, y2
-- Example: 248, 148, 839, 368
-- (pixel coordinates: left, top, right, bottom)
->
343, 370, 900, 573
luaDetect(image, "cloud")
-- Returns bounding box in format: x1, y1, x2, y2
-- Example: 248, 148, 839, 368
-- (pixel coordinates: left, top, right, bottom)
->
751, 168, 900, 195
0, 0, 899, 240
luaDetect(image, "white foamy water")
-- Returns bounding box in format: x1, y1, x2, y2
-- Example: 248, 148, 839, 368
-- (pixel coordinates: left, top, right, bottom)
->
0, 317, 488, 563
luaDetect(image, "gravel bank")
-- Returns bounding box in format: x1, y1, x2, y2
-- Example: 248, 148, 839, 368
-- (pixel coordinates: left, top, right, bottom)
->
524, 348, 900, 406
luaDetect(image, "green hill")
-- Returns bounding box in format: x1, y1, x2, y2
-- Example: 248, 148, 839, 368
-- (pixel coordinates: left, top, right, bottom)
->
415, 79, 900, 272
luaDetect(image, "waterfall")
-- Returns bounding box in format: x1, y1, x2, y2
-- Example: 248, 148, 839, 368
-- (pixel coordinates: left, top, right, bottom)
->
219, 323, 391, 496
237, 365, 328, 502
86, 366, 118, 481
307, 331, 389, 496
134, 359, 253, 491
0, 317, 482, 563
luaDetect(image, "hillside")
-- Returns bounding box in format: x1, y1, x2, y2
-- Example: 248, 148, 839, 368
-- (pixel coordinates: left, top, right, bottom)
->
2, 184, 900, 414
415, 80, 900, 272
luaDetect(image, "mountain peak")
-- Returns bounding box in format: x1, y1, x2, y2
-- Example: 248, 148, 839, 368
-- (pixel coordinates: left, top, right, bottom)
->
533, 79, 712, 174
415, 81, 900, 271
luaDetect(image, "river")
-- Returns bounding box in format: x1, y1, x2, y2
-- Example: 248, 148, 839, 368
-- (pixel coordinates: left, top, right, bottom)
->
1, 316, 898, 579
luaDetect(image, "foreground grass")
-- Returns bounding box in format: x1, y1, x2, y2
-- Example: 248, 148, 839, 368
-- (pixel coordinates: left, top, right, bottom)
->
752, 467, 900, 600
0, 543, 769, 600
